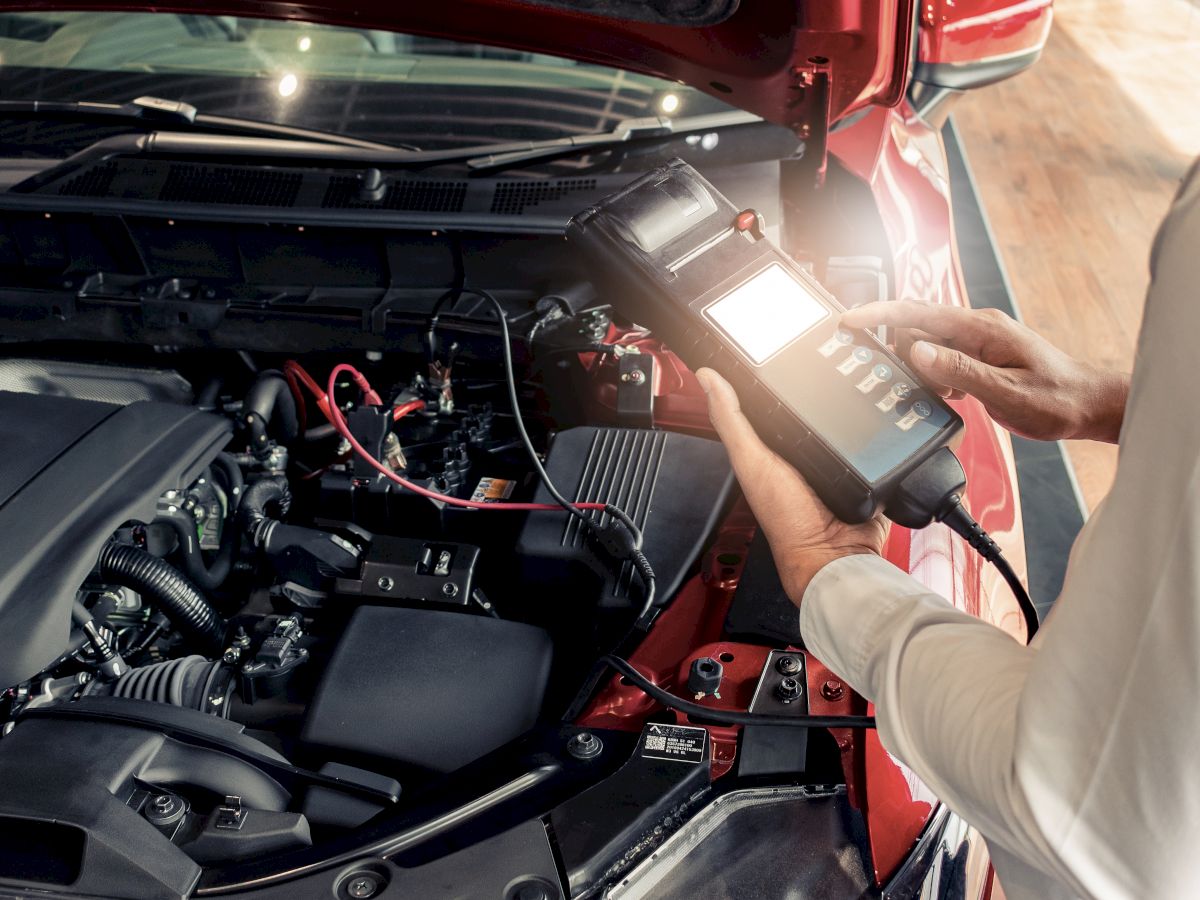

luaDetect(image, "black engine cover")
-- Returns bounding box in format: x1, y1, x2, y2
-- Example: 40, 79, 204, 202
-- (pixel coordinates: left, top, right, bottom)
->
301, 606, 554, 774
0, 391, 230, 686
516, 426, 734, 609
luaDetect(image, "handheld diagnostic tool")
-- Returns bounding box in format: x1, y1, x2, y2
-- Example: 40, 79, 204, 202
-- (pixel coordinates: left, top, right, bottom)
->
567, 159, 964, 524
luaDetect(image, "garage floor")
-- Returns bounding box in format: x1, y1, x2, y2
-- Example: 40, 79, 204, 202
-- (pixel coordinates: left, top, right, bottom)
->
951, 0, 1200, 512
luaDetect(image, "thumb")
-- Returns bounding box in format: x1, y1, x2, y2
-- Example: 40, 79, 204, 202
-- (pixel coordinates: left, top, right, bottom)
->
695, 368, 775, 469
909, 340, 997, 396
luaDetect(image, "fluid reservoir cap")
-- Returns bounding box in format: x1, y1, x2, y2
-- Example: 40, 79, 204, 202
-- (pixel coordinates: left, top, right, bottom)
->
687, 656, 723, 698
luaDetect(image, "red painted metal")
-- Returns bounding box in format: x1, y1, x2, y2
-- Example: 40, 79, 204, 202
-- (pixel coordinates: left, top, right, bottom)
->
580, 102, 1023, 891
918, 0, 1053, 67
827, 100, 1024, 891
17, 0, 916, 132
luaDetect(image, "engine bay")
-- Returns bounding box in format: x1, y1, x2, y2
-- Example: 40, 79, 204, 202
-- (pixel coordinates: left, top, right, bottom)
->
0, 296, 758, 892
0, 140, 904, 895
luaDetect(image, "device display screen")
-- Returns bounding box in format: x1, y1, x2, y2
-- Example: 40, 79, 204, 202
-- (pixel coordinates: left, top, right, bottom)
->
704, 264, 829, 364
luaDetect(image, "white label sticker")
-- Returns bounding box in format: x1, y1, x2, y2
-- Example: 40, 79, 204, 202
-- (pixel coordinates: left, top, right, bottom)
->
856, 363, 893, 394
876, 382, 912, 412
895, 399, 932, 431
836, 346, 873, 376
818, 329, 854, 358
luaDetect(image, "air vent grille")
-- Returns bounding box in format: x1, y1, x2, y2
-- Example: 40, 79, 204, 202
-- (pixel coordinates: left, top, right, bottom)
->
56, 161, 119, 198
321, 175, 467, 212
490, 178, 598, 215
159, 164, 303, 207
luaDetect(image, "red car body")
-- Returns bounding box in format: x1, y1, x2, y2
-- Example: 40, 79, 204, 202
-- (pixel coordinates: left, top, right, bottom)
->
0, 0, 1053, 894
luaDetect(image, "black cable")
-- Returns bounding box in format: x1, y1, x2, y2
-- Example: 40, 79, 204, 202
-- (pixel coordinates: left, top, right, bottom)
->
940, 500, 1039, 640
469, 288, 609, 529
600, 655, 877, 729
460, 288, 659, 620
889, 447, 1039, 642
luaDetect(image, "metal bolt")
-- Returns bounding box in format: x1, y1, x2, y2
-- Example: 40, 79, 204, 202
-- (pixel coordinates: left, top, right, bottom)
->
776, 655, 801, 676
619, 368, 646, 385
567, 731, 603, 760
347, 876, 378, 899
152, 795, 172, 811
441, 582, 459, 598
376, 576, 394, 592
776, 676, 802, 703
820, 679, 845, 701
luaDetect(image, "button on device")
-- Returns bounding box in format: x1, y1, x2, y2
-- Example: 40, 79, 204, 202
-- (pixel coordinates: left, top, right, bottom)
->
876, 381, 912, 412
835, 346, 873, 376
895, 398, 933, 431
818, 328, 855, 358
856, 363, 893, 394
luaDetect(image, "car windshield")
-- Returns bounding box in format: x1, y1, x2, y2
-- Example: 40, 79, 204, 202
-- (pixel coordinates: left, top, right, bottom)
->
0, 11, 740, 153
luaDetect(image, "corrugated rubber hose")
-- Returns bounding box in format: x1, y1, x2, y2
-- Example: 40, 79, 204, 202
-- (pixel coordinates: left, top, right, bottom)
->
97, 543, 227, 653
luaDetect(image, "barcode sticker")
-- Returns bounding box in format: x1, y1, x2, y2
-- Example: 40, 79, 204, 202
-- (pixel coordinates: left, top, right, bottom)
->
640, 724, 706, 764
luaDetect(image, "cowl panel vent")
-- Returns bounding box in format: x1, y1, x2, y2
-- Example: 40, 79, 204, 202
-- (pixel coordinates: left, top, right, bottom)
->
159, 164, 302, 207
56, 161, 120, 198
321, 175, 466, 212
491, 177, 598, 215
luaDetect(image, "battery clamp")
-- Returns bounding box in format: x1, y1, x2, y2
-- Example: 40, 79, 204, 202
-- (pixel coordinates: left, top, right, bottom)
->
568, 160, 1038, 640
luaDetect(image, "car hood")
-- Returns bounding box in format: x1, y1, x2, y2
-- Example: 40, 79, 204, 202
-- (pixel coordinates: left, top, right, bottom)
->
29, 0, 915, 133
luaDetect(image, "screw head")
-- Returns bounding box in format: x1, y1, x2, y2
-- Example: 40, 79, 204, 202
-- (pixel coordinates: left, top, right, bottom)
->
776, 676, 802, 703
820, 679, 845, 701
376, 576, 394, 592
441, 582, 459, 598
567, 731, 603, 760
776, 655, 801, 676
346, 876, 378, 899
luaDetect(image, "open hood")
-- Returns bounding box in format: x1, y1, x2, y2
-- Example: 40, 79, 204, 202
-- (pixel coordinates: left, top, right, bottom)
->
23, 0, 915, 136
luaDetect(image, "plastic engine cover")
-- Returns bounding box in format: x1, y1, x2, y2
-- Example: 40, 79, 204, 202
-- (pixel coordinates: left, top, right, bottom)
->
301, 606, 554, 773
516, 426, 734, 609
0, 390, 230, 686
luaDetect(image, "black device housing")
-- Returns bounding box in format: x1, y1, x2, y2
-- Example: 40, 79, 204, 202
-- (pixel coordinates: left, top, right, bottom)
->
515, 425, 734, 610
567, 159, 963, 523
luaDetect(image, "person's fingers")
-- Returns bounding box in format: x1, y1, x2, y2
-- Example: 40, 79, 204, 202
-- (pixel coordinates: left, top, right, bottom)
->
695, 368, 776, 470
843, 301, 1008, 346
697, 368, 834, 557
908, 340, 1001, 397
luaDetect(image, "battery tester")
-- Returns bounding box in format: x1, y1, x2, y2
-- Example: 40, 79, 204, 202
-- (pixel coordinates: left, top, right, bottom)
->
568, 160, 1038, 638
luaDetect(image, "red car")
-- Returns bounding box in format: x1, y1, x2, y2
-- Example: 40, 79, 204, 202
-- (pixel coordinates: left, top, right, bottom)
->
0, 2, 1050, 898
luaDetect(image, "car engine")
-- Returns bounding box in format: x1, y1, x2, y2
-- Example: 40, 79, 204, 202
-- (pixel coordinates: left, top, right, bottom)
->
0, 317, 735, 896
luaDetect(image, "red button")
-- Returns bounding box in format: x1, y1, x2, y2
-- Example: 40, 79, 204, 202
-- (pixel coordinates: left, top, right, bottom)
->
734, 210, 758, 232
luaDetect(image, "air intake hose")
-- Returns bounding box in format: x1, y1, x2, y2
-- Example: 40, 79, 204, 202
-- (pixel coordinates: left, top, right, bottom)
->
97, 543, 227, 653
240, 476, 291, 549
95, 655, 230, 716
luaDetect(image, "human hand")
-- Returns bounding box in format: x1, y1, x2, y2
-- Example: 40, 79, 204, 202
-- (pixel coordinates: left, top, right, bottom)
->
841, 301, 1129, 443
696, 368, 888, 603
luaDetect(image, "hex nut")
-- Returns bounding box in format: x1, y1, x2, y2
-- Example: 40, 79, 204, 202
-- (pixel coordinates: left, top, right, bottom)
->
776, 655, 802, 676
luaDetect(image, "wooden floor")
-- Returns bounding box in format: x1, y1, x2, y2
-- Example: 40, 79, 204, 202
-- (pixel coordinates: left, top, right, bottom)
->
952, 0, 1200, 511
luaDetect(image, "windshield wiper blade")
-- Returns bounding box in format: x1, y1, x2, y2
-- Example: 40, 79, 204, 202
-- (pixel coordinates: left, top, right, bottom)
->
9, 108, 768, 195
462, 109, 763, 173
0, 96, 414, 152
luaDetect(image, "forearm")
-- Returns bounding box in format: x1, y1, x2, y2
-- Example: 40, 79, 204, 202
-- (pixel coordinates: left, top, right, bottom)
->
799, 556, 1073, 884
1071, 366, 1130, 443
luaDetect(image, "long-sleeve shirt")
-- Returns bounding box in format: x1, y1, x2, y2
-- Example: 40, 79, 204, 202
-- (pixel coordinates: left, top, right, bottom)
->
800, 159, 1200, 900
